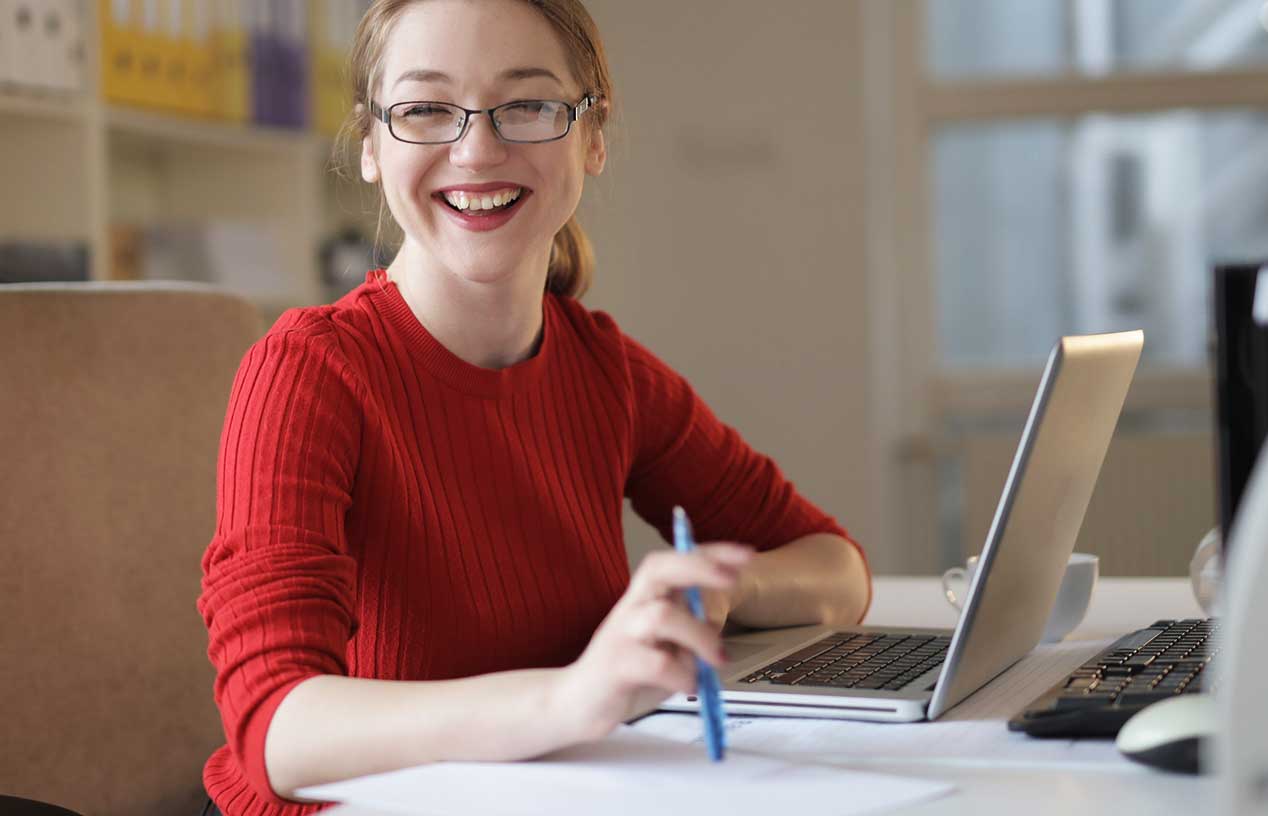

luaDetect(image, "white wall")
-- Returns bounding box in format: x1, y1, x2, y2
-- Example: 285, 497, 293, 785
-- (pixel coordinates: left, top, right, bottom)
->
575, 2, 892, 571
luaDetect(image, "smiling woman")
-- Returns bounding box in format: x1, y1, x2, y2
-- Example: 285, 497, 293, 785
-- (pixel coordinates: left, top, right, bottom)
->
195, 2, 871, 815
340, 0, 614, 303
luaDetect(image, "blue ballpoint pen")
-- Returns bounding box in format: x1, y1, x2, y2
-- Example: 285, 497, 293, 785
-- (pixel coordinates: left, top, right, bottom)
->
672, 505, 727, 762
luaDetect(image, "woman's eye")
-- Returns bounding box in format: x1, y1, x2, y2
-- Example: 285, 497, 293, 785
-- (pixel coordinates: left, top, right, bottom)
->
509, 101, 548, 114
401, 104, 449, 118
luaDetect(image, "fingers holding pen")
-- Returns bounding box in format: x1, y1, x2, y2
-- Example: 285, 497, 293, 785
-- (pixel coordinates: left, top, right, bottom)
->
559, 540, 755, 739
622, 644, 699, 697
625, 598, 728, 668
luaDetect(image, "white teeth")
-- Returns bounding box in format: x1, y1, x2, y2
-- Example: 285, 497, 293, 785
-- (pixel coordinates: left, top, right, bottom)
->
442, 187, 522, 211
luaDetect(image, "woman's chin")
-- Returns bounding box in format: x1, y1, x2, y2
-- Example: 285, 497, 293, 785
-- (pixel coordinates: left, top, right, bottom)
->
443, 255, 544, 288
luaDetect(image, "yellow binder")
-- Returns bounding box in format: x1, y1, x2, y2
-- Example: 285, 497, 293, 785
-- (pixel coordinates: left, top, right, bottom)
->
309, 0, 345, 136
101, 0, 145, 105
130, 0, 169, 110
210, 0, 248, 121
181, 0, 215, 117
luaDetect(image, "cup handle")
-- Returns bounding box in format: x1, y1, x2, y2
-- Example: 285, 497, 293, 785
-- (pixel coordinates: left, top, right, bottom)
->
942, 567, 967, 610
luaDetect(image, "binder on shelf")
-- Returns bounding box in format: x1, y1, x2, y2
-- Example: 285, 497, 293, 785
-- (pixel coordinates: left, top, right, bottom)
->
30, 0, 79, 92
101, 0, 141, 105
277, 0, 308, 129
64, 0, 87, 92
41, 0, 86, 93
30, 0, 58, 90
251, 0, 307, 129
185, 0, 215, 117
0, 0, 13, 88
134, 0, 168, 109
6, 0, 43, 91
159, 0, 188, 112
160, 0, 213, 116
210, 0, 248, 121
246, 0, 274, 125
165, 0, 214, 116
155, 0, 189, 111
309, 0, 363, 136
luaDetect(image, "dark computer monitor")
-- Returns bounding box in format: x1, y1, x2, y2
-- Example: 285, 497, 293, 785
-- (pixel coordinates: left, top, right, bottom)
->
1213, 263, 1268, 561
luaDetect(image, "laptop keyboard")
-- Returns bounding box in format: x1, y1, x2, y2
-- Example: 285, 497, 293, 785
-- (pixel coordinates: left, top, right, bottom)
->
740, 632, 952, 692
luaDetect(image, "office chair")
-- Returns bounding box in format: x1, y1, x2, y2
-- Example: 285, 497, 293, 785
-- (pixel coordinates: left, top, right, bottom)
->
0, 283, 261, 816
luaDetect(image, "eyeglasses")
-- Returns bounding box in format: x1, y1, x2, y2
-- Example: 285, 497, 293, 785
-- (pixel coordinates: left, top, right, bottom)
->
369, 95, 598, 145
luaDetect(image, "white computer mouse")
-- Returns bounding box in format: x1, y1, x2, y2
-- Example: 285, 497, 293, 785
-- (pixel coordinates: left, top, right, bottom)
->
1115, 694, 1216, 774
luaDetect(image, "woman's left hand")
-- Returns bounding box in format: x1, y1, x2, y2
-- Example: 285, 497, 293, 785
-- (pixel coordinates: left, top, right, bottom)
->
698, 588, 732, 631
698, 558, 749, 631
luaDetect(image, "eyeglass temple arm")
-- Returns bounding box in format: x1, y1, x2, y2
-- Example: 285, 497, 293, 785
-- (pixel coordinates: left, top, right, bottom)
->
573, 95, 597, 121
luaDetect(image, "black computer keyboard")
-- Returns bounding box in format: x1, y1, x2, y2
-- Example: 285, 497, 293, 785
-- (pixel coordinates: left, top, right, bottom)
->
739, 632, 951, 691
1009, 619, 1218, 738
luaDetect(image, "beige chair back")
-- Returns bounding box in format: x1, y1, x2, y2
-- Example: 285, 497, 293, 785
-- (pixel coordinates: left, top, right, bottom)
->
0, 283, 261, 815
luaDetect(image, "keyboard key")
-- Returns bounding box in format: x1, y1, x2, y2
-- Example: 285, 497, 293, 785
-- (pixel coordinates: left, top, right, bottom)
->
1120, 689, 1176, 704
1102, 665, 1138, 676
1054, 694, 1116, 710
1117, 628, 1168, 650
781, 642, 837, 664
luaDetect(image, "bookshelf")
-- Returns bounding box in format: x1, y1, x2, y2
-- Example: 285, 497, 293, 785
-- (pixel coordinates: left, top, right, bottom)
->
0, 1, 378, 326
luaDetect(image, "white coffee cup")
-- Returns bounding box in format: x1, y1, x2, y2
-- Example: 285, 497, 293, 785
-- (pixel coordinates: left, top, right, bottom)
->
940, 552, 1099, 643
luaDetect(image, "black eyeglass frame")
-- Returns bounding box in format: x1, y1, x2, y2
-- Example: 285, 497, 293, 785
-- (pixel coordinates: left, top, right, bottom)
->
369, 94, 598, 145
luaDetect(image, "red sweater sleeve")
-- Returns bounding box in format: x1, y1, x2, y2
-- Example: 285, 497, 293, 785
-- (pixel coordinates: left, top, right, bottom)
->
198, 315, 363, 801
621, 333, 863, 567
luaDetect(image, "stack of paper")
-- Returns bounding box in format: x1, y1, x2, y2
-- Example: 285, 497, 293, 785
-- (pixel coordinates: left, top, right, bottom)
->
297, 727, 955, 816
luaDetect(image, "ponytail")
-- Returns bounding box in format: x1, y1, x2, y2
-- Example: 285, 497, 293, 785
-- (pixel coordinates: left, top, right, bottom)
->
546, 216, 594, 298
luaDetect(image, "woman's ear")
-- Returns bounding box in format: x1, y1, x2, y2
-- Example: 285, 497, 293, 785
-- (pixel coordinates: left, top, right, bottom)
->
584, 127, 607, 177
361, 133, 381, 183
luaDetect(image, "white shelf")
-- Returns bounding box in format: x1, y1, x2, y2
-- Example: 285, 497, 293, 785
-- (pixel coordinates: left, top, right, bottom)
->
106, 105, 318, 154
0, 88, 90, 125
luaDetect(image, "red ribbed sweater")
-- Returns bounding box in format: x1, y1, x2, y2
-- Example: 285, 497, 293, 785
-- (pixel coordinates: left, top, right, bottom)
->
198, 270, 859, 815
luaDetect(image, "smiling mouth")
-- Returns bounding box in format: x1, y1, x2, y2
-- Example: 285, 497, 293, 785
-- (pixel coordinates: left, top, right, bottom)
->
437, 187, 526, 215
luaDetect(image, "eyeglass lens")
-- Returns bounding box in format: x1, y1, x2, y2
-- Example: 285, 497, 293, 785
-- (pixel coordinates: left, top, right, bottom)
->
390, 101, 573, 144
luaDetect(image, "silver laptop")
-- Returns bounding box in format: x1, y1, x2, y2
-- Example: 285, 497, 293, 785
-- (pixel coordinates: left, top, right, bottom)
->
663, 330, 1143, 723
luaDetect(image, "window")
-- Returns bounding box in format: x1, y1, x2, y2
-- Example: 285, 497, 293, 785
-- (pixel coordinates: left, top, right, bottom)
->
929, 0, 1268, 78
868, 1, 1263, 572
934, 110, 1268, 367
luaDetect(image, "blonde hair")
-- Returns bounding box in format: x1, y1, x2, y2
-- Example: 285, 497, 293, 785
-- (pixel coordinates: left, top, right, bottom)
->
334, 0, 614, 299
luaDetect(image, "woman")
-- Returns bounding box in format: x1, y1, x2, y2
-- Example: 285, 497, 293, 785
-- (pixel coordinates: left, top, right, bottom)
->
198, 1, 871, 814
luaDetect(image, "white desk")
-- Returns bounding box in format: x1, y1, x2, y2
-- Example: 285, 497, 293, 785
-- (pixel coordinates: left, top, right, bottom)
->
324, 576, 1209, 815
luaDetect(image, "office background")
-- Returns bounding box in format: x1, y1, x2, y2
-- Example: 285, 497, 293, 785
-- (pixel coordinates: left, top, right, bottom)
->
1, 0, 1254, 576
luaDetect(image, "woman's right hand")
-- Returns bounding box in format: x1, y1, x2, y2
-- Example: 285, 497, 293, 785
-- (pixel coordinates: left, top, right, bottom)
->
552, 543, 753, 742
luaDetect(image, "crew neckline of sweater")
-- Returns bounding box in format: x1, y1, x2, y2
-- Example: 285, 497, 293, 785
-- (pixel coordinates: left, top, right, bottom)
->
364, 269, 554, 399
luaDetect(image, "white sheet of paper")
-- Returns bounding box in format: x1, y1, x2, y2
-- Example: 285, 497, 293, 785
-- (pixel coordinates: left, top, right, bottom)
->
636, 638, 1138, 770
297, 727, 955, 816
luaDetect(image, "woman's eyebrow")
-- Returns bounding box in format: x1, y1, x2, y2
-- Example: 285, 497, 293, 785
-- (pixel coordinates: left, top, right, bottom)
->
393, 67, 565, 88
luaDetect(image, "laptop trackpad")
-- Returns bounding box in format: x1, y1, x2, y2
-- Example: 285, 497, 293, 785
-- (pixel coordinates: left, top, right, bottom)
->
723, 640, 777, 663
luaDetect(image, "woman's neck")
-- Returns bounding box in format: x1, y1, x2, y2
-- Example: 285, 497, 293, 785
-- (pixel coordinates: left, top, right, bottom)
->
386, 243, 550, 370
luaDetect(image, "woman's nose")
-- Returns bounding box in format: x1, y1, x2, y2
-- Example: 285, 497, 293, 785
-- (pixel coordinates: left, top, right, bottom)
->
449, 113, 509, 170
